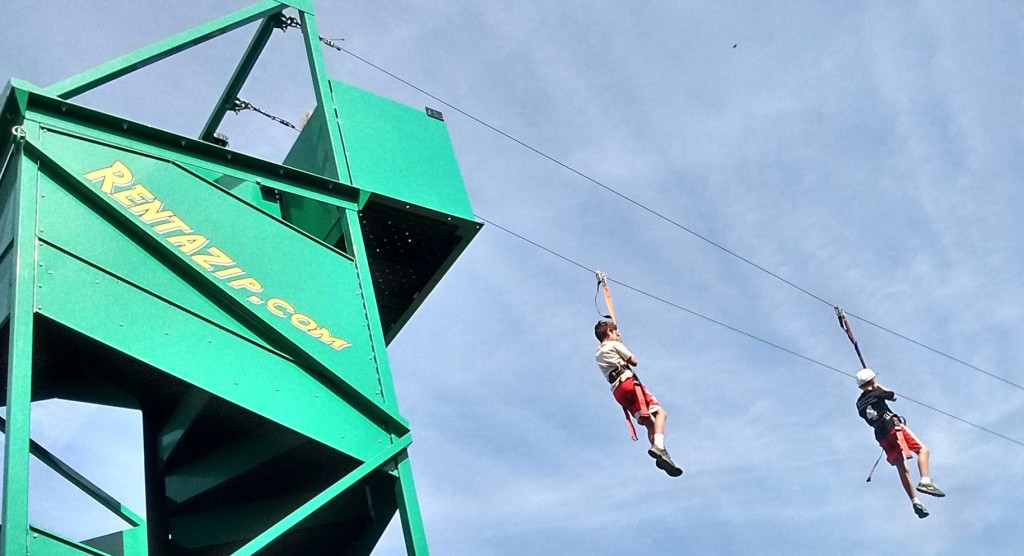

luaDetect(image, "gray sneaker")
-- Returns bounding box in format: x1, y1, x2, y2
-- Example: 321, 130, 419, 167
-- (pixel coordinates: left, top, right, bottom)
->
916, 481, 945, 498
649, 446, 683, 477
913, 501, 929, 519
656, 457, 684, 477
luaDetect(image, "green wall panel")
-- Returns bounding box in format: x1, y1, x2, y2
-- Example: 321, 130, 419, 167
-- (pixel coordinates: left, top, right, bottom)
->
331, 80, 474, 220
35, 243, 389, 461
181, 163, 282, 217
35, 129, 389, 404
37, 157, 269, 349
0, 249, 12, 327
0, 150, 19, 258
28, 111, 360, 215
282, 107, 345, 183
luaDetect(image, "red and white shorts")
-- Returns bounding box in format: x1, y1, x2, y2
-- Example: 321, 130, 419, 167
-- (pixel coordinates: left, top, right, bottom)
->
880, 425, 923, 465
612, 377, 662, 421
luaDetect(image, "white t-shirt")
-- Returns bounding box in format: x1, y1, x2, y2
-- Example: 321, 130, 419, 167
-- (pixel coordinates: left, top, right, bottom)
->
595, 340, 634, 386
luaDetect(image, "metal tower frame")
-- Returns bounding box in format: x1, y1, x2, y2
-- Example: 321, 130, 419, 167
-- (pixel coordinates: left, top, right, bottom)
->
0, 1, 479, 554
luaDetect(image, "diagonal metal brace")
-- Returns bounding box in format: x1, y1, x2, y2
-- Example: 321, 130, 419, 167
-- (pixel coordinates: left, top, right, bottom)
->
47, 1, 287, 99
232, 434, 413, 556
0, 416, 144, 527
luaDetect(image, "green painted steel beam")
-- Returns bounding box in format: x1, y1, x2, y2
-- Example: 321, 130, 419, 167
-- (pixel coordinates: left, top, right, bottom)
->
21, 86, 363, 208
47, 1, 286, 99
2, 78, 44, 125
0, 143, 18, 262
0, 416, 144, 527
395, 453, 430, 555
231, 434, 413, 556
28, 526, 114, 556
21, 135, 409, 436
2, 126, 38, 556
339, 208, 397, 411
0, 251, 13, 329
199, 16, 278, 143
122, 523, 149, 556
337, 206, 433, 553
275, 0, 316, 14
296, 11, 349, 183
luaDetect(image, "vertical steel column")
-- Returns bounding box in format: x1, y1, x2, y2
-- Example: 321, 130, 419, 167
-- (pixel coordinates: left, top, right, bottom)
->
296, 10, 350, 184
1, 128, 38, 556
142, 408, 170, 556
395, 453, 430, 554
340, 207, 429, 556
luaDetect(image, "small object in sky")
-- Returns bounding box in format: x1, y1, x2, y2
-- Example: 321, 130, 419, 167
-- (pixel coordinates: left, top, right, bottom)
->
732, 44, 738, 48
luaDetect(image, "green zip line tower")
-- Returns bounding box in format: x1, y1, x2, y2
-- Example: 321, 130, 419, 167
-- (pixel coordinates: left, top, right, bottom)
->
0, 1, 479, 554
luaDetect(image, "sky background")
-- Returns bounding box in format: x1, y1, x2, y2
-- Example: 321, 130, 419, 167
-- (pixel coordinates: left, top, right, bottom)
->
3, 1, 1024, 554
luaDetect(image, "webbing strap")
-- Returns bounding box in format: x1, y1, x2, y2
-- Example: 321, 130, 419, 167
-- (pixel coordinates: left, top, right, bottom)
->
597, 271, 617, 324
634, 381, 650, 419
623, 408, 638, 441
835, 306, 868, 369
895, 419, 913, 460
897, 432, 913, 459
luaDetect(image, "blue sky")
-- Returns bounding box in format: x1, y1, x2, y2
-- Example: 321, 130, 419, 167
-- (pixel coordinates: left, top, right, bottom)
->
3, 1, 1024, 554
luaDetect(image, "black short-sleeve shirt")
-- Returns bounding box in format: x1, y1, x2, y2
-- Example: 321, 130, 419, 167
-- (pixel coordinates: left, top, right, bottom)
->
856, 389, 899, 441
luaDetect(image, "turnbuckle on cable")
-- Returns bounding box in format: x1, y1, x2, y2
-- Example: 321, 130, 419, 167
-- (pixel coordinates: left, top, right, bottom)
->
231, 98, 300, 131
272, 14, 302, 32
270, 13, 345, 50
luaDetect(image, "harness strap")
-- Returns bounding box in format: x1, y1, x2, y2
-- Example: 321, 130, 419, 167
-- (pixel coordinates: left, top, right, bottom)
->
894, 417, 913, 460
633, 374, 651, 419
612, 372, 649, 439
623, 408, 638, 441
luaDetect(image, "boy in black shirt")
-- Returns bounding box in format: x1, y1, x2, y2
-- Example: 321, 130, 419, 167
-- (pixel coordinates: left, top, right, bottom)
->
856, 368, 945, 518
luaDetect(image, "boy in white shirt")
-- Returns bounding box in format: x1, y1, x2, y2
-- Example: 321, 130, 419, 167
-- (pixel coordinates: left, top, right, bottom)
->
595, 320, 681, 477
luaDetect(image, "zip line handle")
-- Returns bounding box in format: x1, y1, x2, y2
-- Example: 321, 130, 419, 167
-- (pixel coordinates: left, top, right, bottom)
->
596, 271, 617, 324
836, 306, 868, 369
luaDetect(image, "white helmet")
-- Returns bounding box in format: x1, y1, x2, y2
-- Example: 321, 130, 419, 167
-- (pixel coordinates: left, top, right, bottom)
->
855, 368, 876, 387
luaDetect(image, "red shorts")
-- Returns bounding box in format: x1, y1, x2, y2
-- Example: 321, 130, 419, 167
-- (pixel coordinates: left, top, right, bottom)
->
612, 377, 662, 421
880, 426, 923, 465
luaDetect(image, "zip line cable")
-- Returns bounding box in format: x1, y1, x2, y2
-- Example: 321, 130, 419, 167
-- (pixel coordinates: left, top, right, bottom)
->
476, 215, 1024, 450
242, 24, 1024, 450
839, 311, 1024, 392
330, 45, 834, 305
318, 43, 1024, 395
254, 20, 1024, 395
